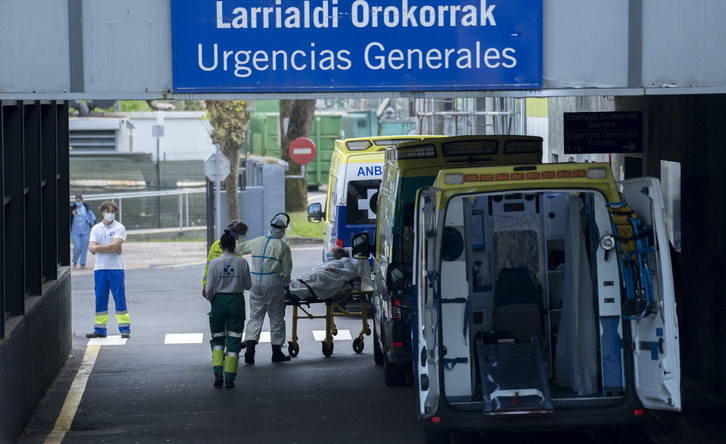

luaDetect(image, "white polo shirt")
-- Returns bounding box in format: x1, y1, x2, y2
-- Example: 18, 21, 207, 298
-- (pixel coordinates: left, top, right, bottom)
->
90, 220, 127, 270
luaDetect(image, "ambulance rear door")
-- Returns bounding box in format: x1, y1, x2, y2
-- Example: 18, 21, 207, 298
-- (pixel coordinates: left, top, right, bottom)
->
413, 187, 441, 419
622, 177, 681, 411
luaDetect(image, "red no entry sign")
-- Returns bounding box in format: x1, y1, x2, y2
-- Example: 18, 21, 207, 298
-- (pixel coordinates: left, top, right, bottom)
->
289, 137, 316, 165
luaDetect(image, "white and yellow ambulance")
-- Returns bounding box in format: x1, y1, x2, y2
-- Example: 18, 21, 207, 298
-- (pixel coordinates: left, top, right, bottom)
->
413, 162, 679, 439
355, 160, 680, 440
308, 135, 438, 261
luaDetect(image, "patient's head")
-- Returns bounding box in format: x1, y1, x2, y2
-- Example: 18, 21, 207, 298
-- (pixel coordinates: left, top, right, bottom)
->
332, 247, 349, 260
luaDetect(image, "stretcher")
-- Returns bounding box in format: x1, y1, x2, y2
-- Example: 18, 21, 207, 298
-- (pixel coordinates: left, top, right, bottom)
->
285, 282, 372, 357
607, 202, 657, 319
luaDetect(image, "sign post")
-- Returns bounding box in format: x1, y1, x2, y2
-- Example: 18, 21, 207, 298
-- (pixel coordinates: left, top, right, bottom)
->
205, 147, 230, 238
564, 111, 644, 154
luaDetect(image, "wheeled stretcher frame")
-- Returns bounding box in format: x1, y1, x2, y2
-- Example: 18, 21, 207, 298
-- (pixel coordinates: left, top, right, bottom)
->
285, 288, 372, 357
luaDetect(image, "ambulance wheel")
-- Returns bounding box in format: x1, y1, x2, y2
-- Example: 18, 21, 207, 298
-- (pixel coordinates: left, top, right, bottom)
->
353, 337, 364, 354
373, 327, 384, 365
384, 355, 406, 387
288, 342, 299, 357
322, 341, 334, 357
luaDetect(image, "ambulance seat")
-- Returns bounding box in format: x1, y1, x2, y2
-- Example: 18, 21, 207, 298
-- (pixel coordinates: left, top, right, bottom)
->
493, 267, 542, 343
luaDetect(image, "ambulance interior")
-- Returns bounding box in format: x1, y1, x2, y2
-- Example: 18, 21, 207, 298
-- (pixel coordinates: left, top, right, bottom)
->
436, 188, 668, 413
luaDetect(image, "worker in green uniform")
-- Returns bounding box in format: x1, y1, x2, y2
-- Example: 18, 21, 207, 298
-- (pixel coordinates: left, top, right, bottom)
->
202, 219, 249, 298
204, 229, 252, 388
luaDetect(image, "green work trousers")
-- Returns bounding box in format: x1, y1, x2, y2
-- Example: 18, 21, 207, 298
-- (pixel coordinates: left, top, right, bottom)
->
208, 293, 245, 381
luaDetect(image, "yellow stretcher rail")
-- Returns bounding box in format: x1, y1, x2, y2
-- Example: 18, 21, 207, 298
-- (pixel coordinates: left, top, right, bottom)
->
285, 288, 372, 357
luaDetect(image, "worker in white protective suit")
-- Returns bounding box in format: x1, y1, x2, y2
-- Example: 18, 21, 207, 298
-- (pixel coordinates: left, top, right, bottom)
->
239, 214, 293, 364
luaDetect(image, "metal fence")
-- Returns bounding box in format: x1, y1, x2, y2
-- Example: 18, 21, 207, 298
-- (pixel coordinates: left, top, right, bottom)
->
70, 156, 207, 230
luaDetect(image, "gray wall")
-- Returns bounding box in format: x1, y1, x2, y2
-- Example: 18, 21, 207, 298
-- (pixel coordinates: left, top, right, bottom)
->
1, 100, 72, 443
0, 271, 72, 444
3, 0, 726, 98
548, 93, 726, 396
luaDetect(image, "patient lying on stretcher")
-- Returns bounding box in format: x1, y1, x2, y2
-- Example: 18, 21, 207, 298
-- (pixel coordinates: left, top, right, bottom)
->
287, 248, 372, 301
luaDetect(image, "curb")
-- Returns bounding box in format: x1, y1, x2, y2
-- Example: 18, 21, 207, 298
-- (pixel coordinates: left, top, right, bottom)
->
287, 237, 324, 246
125, 227, 324, 245
126, 228, 206, 242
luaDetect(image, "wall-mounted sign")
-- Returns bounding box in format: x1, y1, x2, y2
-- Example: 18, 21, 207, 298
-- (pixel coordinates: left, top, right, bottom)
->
564, 111, 644, 155
170, 0, 542, 93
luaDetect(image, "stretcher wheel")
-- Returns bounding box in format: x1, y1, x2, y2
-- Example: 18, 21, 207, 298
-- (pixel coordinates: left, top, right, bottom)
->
288, 342, 299, 357
322, 341, 334, 357
353, 337, 364, 354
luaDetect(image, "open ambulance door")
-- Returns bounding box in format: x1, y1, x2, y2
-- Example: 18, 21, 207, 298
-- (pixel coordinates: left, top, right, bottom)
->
622, 177, 681, 411
413, 187, 442, 419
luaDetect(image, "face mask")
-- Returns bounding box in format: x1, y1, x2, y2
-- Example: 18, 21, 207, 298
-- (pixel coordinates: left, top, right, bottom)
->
104, 213, 115, 222
75, 202, 82, 207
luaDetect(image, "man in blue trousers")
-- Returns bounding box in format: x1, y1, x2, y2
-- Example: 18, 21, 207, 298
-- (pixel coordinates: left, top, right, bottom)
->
86, 201, 130, 339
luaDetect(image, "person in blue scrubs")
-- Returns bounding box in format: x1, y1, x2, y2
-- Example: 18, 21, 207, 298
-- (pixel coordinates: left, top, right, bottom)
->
70, 194, 96, 269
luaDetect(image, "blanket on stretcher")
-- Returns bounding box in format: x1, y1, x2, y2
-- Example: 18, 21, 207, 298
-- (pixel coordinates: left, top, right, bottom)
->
288, 256, 372, 300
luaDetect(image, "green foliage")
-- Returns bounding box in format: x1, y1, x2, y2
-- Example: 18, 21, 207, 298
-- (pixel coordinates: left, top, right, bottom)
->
206, 100, 251, 149
181, 100, 204, 111
288, 211, 324, 239
120, 101, 152, 112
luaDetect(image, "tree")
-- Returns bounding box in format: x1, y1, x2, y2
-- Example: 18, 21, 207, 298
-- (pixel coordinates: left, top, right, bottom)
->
279, 99, 316, 212
206, 100, 251, 222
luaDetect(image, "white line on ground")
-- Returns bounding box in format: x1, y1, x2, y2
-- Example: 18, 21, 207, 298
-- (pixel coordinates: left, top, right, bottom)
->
290, 246, 323, 251
159, 262, 206, 268
312, 329, 352, 341
242, 332, 271, 343
87, 336, 128, 346
44, 345, 100, 444
165, 333, 204, 344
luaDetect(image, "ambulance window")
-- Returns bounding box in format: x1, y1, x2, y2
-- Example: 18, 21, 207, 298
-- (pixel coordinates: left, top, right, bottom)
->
346, 180, 381, 225
441, 227, 464, 261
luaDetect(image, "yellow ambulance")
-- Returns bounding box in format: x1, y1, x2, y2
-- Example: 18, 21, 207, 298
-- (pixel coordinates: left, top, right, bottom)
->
397, 162, 680, 439
308, 135, 439, 262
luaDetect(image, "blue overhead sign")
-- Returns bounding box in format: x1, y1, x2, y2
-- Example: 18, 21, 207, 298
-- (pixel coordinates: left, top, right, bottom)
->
170, 0, 542, 93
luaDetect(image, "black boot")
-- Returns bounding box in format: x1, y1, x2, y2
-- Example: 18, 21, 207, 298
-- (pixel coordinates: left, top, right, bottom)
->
213, 374, 224, 388
244, 342, 256, 365
271, 344, 291, 362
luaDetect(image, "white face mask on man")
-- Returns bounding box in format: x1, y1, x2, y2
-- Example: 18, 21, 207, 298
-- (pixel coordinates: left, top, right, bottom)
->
104, 212, 115, 222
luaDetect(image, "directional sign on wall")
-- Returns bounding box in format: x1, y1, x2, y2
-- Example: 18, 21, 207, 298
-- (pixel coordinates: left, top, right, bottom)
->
564, 111, 644, 154
170, 0, 542, 93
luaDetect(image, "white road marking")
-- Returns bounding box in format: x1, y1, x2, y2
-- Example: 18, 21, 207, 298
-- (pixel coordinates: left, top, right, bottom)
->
87, 336, 128, 346
312, 329, 352, 341
165, 333, 204, 344
44, 345, 100, 444
159, 262, 206, 268
290, 246, 323, 251
242, 332, 271, 343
